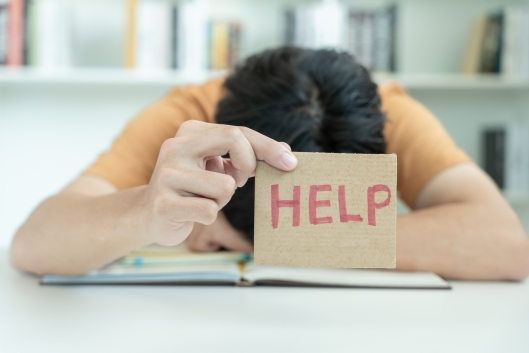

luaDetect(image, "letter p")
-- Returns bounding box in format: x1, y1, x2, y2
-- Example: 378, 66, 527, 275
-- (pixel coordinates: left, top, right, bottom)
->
367, 184, 391, 226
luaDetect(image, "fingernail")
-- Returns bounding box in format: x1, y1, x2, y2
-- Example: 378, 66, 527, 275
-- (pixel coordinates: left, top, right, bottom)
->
281, 151, 298, 169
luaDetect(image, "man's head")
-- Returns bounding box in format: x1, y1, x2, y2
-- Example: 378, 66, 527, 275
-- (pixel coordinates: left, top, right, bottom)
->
187, 46, 386, 252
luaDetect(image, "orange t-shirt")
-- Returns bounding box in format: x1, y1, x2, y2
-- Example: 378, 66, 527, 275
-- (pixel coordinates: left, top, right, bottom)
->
85, 78, 471, 208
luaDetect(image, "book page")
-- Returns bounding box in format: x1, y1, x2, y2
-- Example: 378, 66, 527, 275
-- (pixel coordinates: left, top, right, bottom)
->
242, 263, 450, 289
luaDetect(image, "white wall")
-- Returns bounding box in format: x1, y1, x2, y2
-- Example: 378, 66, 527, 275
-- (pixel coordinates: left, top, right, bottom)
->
0, 84, 171, 248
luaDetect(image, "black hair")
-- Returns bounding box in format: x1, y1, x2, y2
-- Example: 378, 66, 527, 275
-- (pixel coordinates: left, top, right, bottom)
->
215, 47, 386, 242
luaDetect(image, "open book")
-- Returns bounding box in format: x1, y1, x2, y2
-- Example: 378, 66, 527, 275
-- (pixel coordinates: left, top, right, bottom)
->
41, 244, 450, 289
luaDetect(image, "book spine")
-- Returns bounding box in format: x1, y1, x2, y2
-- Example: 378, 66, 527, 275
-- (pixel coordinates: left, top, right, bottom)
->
25, 0, 37, 66
480, 13, 502, 73
0, 4, 8, 65
361, 11, 374, 70
125, 0, 136, 69
137, 0, 171, 70
206, 20, 212, 69
494, 11, 504, 73
22, 0, 28, 65
7, 0, 25, 66
284, 9, 295, 45
228, 22, 241, 68
388, 5, 397, 72
483, 129, 505, 189
294, 6, 304, 47
500, 8, 516, 75
348, 10, 362, 63
179, 0, 207, 72
461, 16, 487, 74
520, 123, 529, 193
373, 7, 391, 72
519, 10, 529, 77
159, 1, 171, 70
211, 21, 229, 70
505, 123, 521, 193
171, 5, 178, 69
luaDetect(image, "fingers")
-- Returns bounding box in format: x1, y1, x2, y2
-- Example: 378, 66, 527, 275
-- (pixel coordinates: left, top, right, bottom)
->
153, 194, 219, 225
180, 125, 257, 186
147, 121, 299, 246
174, 122, 298, 186
175, 120, 216, 137
205, 156, 225, 174
238, 126, 298, 171
157, 167, 236, 209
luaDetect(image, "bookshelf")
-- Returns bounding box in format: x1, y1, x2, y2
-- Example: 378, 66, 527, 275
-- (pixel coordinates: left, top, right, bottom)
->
3, 69, 529, 90
2, 0, 529, 248
0, 67, 228, 86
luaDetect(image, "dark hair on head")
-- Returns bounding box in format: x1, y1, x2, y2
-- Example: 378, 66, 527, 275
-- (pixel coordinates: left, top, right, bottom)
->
215, 46, 386, 243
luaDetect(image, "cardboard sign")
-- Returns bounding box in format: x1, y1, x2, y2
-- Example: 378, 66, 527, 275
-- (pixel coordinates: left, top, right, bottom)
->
254, 152, 397, 268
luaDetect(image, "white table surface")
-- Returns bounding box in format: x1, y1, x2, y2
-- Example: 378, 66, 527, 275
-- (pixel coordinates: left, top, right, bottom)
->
1, 251, 528, 353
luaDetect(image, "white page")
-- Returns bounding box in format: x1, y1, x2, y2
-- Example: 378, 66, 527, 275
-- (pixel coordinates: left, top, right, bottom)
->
242, 263, 450, 289
41, 263, 242, 285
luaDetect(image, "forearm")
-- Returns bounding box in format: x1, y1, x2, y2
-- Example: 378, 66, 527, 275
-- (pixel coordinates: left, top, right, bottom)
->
396, 202, 529, 280
10, 186, 151, 276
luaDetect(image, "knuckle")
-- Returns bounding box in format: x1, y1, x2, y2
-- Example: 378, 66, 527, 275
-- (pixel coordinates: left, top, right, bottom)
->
156, 167, 174, 184
197, 201, 218, 224
179, 120, 200, 133
223, 126, 244, 141
160, 138, 186, 160
237, 126, 251, 135
160, 138, 176, 156
152, 196, 172, 218
216, 175, 237, 196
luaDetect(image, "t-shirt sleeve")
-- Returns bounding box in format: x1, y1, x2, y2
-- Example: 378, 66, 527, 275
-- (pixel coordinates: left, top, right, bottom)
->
380, 83, 473, 208
84, 78, 224, 189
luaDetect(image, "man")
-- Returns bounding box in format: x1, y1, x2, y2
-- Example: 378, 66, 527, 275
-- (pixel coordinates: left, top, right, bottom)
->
10, 47, 529, 280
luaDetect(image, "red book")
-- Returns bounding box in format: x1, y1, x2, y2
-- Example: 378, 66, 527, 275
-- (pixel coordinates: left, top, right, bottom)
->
7, 0, 24, 66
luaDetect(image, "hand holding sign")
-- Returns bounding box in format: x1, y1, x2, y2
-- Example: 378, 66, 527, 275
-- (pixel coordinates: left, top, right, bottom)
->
254, 152, 397, 268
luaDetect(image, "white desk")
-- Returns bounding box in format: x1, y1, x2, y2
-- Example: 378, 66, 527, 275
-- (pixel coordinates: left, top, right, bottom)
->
1, 251, 528, 353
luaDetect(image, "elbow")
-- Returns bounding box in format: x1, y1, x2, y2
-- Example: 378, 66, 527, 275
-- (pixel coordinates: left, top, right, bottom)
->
508, 237, 529, 281
501, 227, 529, 281
9, 228, 92, 277
9, 228, 48, 276
9, 229, 39, 275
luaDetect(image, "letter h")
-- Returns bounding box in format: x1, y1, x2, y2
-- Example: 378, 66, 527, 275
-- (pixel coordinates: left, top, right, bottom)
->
271, 184, 300, 229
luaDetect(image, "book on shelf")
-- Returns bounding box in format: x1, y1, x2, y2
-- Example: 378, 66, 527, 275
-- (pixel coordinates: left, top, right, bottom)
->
483, 123, 529, 195
1, 0, 243, 71
285, 2, 397, 72
41, 243, 450, 289
463, 7, 529, 77
0, 2, 8, 65
6, 0, 24, 66
135, 0, 172, 71
125, 0, 136, 69
127, 0, 242, 72
1, 0, 73, 69
208, 20, 241, 70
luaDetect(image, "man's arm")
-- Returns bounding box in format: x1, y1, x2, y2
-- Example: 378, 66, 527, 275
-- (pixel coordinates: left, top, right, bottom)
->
397, 162, 529, 280
10, 122, 298, 276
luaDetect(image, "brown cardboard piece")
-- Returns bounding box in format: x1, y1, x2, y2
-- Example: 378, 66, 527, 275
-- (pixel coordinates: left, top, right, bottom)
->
254, 152, 397, 268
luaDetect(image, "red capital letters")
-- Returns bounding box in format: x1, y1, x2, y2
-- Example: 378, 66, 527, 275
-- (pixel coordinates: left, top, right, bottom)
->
367, 184, 391, 226
309, 185, 333, 225
271, 184, 300, 229
338, 185, 363, 223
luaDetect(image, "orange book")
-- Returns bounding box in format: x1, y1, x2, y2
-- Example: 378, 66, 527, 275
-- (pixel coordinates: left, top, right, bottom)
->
211, 21, 229, 70
7, 0, 24, 66
125, 0, 136, 69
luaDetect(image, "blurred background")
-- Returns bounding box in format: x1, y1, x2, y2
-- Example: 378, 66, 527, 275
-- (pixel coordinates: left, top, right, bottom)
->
2, 0, 529, 248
